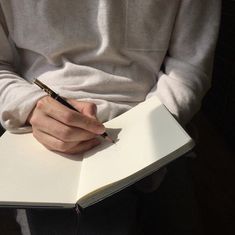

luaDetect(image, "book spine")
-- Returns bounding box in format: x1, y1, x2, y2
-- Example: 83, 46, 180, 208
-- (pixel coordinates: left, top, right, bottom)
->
75, 203, 84, 214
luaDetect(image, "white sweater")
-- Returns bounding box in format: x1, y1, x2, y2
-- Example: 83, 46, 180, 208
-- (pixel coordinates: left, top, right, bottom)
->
0, 0, 221, 133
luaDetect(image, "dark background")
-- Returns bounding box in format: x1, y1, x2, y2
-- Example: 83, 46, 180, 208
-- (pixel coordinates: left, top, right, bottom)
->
0, 1, 235, 234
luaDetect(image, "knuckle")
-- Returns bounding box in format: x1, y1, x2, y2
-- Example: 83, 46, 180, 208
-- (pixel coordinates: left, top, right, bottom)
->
36, 96, 50, 110
36, 99, 45, 110
56, 141, 69, 152
60, 127, 73, 140
29, 115, 39, 125
62, 112, 75, 124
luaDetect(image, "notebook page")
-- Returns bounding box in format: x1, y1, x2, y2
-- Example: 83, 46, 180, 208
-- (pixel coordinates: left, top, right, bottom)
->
0, 132, 82, 206
77, 97, 191, 200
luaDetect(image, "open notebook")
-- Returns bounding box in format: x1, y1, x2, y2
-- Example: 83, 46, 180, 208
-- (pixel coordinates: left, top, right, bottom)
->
0, 96, 194, 209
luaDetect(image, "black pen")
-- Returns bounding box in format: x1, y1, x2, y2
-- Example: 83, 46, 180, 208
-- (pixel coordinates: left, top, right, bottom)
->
34, 79, 114, 143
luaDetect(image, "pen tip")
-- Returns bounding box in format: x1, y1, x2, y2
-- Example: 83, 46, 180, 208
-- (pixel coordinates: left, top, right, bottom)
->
101, 132, 115, 143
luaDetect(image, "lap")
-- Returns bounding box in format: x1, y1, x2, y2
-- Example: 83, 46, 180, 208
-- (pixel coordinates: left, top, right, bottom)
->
24, 187, 138, 235
18, 157, 203, 235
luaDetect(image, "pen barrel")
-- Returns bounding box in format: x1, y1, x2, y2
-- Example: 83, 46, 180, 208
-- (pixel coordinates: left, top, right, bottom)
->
54, 95, 79, 112
34, 79, 113, 142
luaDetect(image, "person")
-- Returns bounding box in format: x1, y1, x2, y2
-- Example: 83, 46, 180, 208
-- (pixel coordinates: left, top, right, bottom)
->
0, 0, 221, 234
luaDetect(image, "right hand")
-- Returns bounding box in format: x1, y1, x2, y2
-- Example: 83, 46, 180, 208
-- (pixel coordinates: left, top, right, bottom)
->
27, 96, 105, 154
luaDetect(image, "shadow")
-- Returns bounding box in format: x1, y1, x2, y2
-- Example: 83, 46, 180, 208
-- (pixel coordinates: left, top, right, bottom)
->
103, 127, 121, 143
0, 124, 5, 137
0, 209, 21, 235
83, 127, 122, 160
55, 151, 84, 162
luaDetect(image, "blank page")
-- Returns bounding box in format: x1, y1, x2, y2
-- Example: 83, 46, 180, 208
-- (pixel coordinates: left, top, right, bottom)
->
0, 132, 82, 207
77, 97, 192, 200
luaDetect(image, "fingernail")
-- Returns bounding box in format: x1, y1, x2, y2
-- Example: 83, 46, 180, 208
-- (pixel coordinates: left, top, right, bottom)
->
96, 124, 105, 134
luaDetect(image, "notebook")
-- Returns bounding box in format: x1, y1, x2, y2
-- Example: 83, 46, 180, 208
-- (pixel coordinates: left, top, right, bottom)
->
0, 96, 194, 209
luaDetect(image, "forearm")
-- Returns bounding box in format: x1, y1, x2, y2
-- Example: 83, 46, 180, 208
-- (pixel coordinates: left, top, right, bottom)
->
147, 0, 221, 125
147, 58, 211, 125
0, 9, 46, 132
0, 68, 46, 132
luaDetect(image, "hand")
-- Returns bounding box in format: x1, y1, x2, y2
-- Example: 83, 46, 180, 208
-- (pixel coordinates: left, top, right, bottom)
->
27, 96, 105, 154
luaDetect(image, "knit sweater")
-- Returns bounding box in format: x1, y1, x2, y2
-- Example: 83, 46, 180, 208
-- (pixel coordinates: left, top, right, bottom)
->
0, 0, 221, 133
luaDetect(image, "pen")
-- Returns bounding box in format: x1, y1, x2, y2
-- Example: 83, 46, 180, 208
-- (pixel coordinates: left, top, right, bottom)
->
34, 79, 114, 143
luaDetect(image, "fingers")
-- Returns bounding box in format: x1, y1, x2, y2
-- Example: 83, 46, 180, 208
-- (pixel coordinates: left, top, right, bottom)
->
31, 114, 97, 142
33, 129, 101, 154
27, 96, 104, 154
68, 100, 97, 119
36, 96, 105, 135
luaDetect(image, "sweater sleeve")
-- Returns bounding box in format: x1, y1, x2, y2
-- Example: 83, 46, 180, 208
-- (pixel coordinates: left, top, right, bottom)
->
0, 7, 45, 133
146, 0, 221, 125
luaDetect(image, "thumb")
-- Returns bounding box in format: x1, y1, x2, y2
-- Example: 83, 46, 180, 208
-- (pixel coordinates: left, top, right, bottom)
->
68, 99, 98, 119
